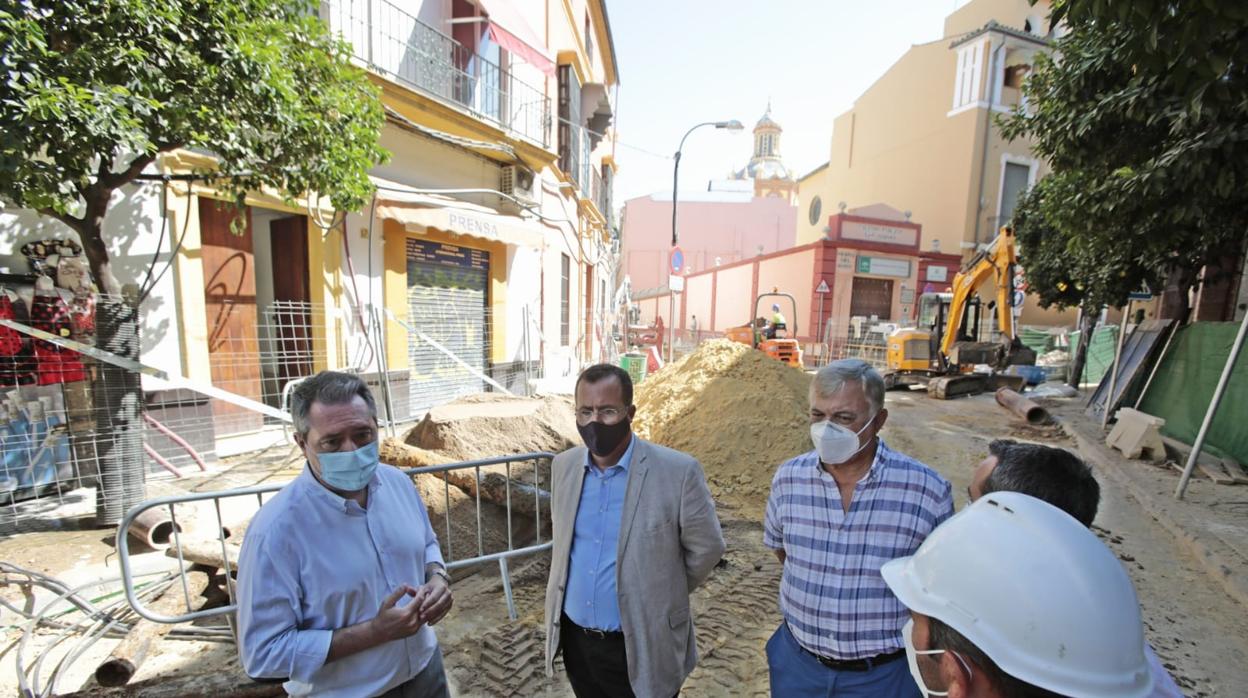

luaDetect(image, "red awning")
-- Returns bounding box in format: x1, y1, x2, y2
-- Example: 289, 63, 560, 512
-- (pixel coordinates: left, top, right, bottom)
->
476, 0, 555, 76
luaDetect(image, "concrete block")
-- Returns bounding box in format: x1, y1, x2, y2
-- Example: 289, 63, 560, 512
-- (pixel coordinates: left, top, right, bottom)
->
1107, 407, 1167, 462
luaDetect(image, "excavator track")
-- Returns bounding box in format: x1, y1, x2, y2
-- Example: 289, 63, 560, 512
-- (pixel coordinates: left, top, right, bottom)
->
927, 373, 989, 399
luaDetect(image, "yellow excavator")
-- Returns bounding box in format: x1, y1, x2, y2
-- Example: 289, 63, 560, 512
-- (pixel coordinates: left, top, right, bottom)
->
885, 227, 1036, 398
725, 291, 804, 367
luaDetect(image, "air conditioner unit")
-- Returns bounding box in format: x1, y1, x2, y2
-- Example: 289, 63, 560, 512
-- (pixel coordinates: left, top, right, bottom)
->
500, 165, 540, 208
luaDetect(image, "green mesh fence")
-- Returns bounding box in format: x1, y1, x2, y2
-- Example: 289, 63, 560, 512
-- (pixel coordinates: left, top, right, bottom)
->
1070, 324, 1119, 386
1138, 322, 1248, 465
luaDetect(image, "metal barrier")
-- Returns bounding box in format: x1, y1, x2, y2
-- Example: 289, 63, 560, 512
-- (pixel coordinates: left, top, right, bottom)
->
116, 451, 556, 630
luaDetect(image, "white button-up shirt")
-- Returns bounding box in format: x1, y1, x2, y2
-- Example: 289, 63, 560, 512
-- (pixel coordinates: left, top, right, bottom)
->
237, 463, 445, 697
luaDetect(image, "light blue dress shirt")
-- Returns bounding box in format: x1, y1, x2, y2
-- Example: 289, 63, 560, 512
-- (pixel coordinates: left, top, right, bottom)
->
564, 435, 635, 631
236, 462, 445, 697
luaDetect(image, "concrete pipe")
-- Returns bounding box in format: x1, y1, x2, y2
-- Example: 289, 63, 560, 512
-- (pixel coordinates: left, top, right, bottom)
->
995, 388, 1052, 426
127, 508, 183, 549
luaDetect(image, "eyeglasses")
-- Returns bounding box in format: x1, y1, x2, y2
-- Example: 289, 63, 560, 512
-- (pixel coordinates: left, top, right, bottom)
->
576, 406, 624, 424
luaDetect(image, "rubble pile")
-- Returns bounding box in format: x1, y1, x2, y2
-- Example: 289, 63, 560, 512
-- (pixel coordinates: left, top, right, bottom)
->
634, 339, 812, 519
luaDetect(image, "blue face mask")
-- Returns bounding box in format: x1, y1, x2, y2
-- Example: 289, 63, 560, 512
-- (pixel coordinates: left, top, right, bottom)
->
313, 440, 379, 492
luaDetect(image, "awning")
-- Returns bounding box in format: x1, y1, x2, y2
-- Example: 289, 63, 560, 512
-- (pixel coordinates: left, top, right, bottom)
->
370, 176, 545, 249
476, 0, 555, 76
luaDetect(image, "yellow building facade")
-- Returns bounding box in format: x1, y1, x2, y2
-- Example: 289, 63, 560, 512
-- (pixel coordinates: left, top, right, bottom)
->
796, 0, 1073, 326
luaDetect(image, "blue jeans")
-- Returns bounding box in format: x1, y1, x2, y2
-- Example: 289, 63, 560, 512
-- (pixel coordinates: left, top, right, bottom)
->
765, 622, 922, 697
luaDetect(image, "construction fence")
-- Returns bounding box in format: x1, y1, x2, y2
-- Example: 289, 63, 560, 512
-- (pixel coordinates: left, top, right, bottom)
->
0, 288, 579, 530
11, 453, 554, 694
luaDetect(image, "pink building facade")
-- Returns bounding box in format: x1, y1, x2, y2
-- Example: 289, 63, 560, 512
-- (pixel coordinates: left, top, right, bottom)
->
620, 189, 797, 293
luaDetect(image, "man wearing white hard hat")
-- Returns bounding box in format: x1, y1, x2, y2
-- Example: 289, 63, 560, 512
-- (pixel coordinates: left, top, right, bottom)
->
967, 439, 1182, 697
881, 491, 1155, 698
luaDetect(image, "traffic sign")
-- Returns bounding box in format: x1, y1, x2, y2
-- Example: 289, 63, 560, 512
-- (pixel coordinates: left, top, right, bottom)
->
670, 247, 684, 274
669, 274, 685, 292
1128, 281, 1153, 301
815, 279, 831, 294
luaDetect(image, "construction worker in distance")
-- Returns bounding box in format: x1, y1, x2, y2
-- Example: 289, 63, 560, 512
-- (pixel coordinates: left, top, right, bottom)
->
766, 303, 787, 339
966, 440, 1183, 698
882, 491, 1155, 698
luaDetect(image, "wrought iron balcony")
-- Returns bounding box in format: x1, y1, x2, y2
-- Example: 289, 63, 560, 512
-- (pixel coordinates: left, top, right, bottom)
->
325, 0, 552, 149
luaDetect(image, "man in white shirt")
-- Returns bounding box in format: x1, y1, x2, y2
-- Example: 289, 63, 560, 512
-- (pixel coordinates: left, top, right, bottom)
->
237, 371, 452, 697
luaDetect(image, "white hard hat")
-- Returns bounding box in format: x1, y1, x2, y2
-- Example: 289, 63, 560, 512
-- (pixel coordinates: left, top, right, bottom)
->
881, 492, 1152, 698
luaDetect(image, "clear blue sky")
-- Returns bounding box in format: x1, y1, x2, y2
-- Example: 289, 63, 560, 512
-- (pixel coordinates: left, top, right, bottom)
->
607, 0, 973, 205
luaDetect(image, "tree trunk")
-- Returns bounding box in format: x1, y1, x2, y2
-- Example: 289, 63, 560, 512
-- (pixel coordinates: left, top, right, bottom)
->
93, 287, 147, 525
1158, 264, 1196, 324
75, 216, 147, 525
1068, 303, 1098, 389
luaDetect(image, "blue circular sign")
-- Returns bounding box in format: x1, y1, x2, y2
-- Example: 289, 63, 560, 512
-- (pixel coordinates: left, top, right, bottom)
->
670, 247, 684, 274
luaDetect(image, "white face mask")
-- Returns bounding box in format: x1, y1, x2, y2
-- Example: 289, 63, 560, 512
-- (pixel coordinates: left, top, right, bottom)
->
902, 619, 973, 697
809, 412, 876, 465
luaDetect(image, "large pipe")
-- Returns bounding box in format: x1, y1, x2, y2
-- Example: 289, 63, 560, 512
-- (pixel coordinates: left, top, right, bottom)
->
127, 507, 182, 549
995, 387, 1052, 425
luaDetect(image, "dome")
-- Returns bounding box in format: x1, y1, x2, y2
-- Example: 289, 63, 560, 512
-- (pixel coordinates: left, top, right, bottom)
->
734, 158, 792, 181
755, 106, 781, 132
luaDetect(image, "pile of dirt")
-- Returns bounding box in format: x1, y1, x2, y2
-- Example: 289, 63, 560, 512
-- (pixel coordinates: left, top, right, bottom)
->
405, 393, 579, 463
633, 339, 812, 520
377, 394, 579, 571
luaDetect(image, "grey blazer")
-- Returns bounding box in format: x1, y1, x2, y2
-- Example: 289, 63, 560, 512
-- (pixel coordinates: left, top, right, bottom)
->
543, 437, 726, 698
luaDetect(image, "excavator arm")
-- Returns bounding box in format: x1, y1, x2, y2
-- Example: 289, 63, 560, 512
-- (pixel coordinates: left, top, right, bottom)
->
938, 227, 1018, 360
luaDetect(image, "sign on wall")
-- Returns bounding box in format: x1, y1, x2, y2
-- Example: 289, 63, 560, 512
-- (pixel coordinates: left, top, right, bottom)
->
856, 255, 911, 278
837, 250, 855, 271
926, 265, 949, 282
406, 238, 489, 270
841, 221, 918, 247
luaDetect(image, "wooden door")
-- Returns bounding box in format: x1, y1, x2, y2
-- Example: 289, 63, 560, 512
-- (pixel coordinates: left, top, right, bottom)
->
268, 216, 312, 389
199, 198, 263, 435
850, 277, 894, 320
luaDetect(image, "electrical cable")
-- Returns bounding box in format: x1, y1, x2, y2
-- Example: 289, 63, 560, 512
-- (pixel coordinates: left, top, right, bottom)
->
138, 182, 195, 306
17, 571, 170, 697
12, 568, 231, 698
136, 179, 170, 299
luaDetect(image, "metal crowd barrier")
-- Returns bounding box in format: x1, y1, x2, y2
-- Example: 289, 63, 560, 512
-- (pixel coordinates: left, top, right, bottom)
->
116, 452, 555, 630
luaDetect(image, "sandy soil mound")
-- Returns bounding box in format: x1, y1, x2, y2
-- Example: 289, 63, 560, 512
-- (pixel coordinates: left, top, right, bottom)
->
633, 340, 812, 520
405, 393, 579, 463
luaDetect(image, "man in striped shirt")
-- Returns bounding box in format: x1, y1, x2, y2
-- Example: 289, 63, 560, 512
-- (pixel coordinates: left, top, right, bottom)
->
764, 359, 954, 696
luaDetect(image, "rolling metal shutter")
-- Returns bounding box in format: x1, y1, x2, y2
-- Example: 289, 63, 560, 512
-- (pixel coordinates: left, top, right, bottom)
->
406, 239, 489, 413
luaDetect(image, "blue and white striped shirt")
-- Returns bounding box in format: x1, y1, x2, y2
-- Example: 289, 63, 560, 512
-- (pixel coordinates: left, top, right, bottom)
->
764, 439, 953, 660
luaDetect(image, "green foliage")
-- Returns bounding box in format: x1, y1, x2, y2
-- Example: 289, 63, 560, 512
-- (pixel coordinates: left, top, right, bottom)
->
1011, 173, 1164, 312
1001, 0, 1248, 308
0, 0, 386, 225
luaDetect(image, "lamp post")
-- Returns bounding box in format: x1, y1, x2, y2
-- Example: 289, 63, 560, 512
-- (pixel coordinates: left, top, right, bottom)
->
668, 120, 743, 362
671, 120, 744, 247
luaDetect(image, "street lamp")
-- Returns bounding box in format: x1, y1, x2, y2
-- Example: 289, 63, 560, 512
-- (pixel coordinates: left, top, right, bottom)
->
671, 120, 744, 247
668, 119, 743, 362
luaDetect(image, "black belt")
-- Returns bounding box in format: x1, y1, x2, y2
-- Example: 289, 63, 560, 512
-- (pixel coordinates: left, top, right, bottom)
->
805, 646, 906, 672
562, 614, 623, 640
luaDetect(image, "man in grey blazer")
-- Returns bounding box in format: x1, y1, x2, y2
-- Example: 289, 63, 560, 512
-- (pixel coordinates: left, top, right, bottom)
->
544, 363, 726, 698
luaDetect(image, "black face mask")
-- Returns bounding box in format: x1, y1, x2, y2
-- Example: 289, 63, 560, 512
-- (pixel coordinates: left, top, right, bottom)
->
577, 416, 632, 457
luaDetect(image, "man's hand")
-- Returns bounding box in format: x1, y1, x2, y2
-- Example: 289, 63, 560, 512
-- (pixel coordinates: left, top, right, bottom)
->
368, 585, 426, 643
418, 575, 453, 626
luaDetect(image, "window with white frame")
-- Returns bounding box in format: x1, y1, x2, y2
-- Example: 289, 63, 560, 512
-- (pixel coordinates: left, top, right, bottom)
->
952, 41, 985, 111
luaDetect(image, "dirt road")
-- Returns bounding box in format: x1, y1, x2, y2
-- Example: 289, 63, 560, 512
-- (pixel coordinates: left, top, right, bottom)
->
436, 390, 1248, 696
4, 390, 1244, 695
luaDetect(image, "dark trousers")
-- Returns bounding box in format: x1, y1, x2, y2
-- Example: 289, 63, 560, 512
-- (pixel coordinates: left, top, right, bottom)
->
376, 646, 451, 698
561, 613, 636, 698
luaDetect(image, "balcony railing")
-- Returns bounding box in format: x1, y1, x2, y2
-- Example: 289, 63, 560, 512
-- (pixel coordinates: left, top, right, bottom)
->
325, 0, 551, 148
559, 123, 599, 201
591, 167, 612, 225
